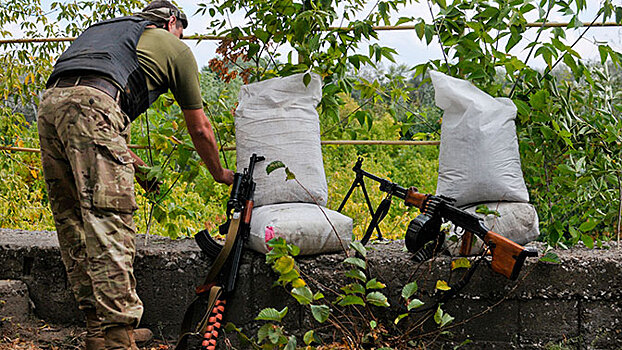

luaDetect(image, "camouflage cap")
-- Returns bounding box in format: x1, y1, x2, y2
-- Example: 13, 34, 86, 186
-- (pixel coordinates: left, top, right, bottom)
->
135, 1, 188, 29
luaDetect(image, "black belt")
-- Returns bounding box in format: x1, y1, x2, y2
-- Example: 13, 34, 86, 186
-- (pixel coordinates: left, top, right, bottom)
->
50, 76, 121, 103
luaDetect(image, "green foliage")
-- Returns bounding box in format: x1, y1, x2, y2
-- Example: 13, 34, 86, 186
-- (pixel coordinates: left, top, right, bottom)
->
411, 0, 622, 247
227, 237, 459, 348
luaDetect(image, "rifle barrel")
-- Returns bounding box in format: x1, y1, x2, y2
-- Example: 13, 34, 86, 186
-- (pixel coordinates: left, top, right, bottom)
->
357, 169, 408, 199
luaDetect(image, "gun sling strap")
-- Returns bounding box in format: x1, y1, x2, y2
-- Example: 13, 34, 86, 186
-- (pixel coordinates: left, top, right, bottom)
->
177, 213, 241, 349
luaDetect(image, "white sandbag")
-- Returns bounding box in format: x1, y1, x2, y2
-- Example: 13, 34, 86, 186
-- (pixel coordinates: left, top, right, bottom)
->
248, 203, 352, 256
236, 73, 328, 207
444, 202, 540, 256
430, 70, 529, 207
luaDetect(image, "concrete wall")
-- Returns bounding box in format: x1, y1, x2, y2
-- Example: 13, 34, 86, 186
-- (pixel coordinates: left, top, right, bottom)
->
0, 228, 620, 349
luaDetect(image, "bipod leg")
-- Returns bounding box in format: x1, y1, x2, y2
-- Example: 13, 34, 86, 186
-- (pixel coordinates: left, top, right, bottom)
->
337, 173, 363, 213
360, 196, 392, 245
359, 178, 383, 242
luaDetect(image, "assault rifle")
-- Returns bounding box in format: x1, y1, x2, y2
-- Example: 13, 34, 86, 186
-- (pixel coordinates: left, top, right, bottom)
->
177, 154, 264, 350
339, 158, 537, 280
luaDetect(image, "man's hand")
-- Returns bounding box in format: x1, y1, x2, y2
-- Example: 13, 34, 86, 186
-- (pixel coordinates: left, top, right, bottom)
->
217, 168, 235, 186
135, 167, 162, 194
128, 150, 162, 194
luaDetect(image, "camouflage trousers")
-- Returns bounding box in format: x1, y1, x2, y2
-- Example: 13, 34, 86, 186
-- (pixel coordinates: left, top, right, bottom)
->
37, 86, 143, 329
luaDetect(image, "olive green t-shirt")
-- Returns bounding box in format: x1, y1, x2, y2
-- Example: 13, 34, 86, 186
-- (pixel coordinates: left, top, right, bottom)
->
136, 28, 203, 110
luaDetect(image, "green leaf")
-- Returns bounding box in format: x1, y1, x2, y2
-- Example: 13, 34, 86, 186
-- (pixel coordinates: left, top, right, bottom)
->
291, 278, 306, 288
402, 281, 418, 300
341, 283, 365, 295
345, 269, 367, 282
337, 295, 365, 306
291, 287, 314, 305
310, 304, 331, 323
266, 161, 286, 175
285, 167, 296, 180
278, 269, 300, 285
257, 323, 272, 342
394, 313, 409, 324
256, 307, 288, 322
344, 257, 366, 269
451, 258, 472, 270
475, 204, 500, 217
274, 256, 295, 274
434, 306, 454, 327
539, 252, 560, 264
414, 21, 425, 40
598, 45, 609, 64
407, 299, 424, 311
435, 280, 451, 291
530, 90, 549, 111
303, 73, 311, 87
350, 241, 367, 257
285, 335, 297, 350
255, 28, 271, 43
366, 278, 385, 290
303, 330, 316, 345
581, 234, 594, 249
579, 220, 597, 232
366, 292, 390, 307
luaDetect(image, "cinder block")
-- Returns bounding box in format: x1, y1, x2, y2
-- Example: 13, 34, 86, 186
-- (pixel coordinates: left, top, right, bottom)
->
0, 279, 31, 323
519, 299, 580, 345
581, 300, 622, 349
442, 299, 520, 343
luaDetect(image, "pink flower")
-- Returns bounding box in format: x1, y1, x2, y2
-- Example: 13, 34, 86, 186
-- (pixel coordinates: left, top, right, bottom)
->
265, 226, 275, 250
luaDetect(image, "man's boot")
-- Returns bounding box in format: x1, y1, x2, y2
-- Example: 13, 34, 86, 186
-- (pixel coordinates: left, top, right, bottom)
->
84, 309, 104, 350
104, 325, 137, 350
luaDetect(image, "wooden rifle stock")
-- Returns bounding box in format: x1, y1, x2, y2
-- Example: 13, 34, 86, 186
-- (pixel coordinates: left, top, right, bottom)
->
484, 231, 536, 280
404, 188, 537, 280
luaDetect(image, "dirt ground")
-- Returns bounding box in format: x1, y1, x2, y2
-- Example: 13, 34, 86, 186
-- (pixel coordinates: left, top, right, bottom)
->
0, 318, 172, 350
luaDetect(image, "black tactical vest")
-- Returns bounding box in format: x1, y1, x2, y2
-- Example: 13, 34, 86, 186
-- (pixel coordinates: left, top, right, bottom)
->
48, 16, 153, 121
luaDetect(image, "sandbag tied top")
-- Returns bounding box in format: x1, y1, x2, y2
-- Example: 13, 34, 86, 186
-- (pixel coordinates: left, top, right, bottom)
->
235, 73, 328, 207
430, 70, 529, 207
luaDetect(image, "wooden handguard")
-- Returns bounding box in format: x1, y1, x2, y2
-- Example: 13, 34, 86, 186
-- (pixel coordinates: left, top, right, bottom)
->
404, 187, 427, 209
484, 231, 537, 280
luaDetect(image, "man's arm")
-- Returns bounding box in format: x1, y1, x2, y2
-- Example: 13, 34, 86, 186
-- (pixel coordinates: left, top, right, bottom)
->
183, 108, 234, 186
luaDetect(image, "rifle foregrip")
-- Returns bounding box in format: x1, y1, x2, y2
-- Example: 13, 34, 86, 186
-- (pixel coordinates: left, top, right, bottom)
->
485, 231, 538, 280
243, 200, 254, 225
